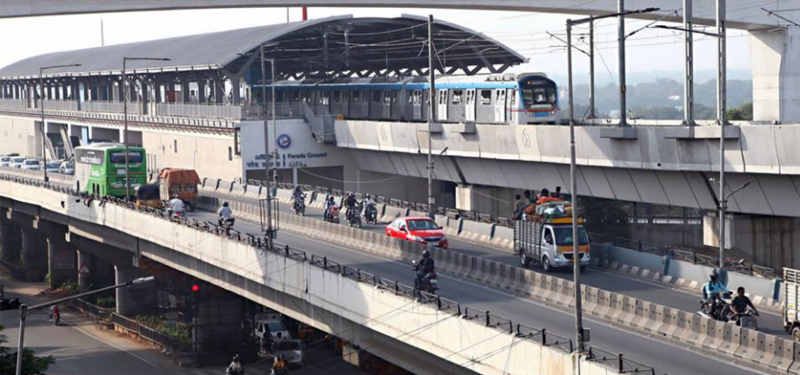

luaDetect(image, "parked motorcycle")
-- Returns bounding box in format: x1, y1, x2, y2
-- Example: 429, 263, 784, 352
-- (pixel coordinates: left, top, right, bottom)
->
348, 204, 362, 228
293, 195, 306, 216
412, 260, 439, 296
363, 204, 378, 225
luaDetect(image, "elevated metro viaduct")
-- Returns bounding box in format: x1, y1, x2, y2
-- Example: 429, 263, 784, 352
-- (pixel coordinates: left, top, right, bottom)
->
3, 0, 800, 123
1, 14, 800, 270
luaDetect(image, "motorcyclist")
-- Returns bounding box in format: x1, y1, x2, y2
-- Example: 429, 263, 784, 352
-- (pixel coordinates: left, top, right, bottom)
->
226, 354, 243, 375
292, 186, 304, 209
168, 194, 185, 217
219, 202, 232, 219
701, 269, 730, 317
345, 193, 358, 222
414, 250, 435, 290
362, 194, 376, 222
49, 304, 60, 322
271, 355, 287, 374
731, 286, 759, 317
323, 196, 337, 221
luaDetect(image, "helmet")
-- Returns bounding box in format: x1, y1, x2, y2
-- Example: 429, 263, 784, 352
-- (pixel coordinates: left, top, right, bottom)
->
223, 202, 229, 207
329, 196, 334, 202
422, 250, 430, 258
366, 194, 371, 199
710, 268, 719, 281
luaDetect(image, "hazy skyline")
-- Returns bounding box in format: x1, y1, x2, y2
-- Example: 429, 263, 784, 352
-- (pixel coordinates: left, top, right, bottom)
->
0, 7, 753, 82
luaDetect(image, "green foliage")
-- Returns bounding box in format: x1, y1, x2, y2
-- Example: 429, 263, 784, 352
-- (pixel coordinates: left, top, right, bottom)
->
727, 102, 753, 121
0, 324, 55, 374
58, 281, 79, 295
135, 315, 191, 345
578, 197, 631, 239
94, 297, 116, 308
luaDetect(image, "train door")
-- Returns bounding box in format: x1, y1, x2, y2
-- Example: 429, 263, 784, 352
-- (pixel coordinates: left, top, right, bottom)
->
437, 89, 448, 122
465, 89, 476, 122
495, 89, 507, 123
509, 89, 519, 124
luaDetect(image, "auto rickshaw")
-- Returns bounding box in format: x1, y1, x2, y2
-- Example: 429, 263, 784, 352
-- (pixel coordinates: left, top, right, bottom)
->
135, 184, 162, 209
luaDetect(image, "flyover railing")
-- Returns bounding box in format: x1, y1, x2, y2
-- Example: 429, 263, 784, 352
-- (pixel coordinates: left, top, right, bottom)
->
0, 170, 659, 374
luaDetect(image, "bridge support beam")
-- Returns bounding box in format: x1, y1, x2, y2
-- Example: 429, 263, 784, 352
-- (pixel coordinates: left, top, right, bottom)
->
45, 225, 77, 288
0, 208, 22, 262
76, 249, 94, 291
21, 226, 47, 281
750, 27, 800, 123
115, 264, 155, 315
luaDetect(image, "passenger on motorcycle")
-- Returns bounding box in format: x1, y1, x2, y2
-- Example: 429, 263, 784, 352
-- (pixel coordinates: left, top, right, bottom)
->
226, 354, 244, 375
323, 196, 338, 221
415, 250, 435, 289
731, 287, 759, 316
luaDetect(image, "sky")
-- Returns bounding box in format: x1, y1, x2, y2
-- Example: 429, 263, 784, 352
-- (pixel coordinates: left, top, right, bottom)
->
0, 6, 753, 84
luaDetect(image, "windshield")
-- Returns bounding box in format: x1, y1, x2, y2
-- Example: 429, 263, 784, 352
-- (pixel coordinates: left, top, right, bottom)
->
12, 158, 25, 163
267, 322, 285, 332
47, 162, 61, 168
0, 157, 9, 162
552, 227, 589, 246
24, 160, 40, 165
520, 78, 557, 108
276, 341, 300, 351
406, 219, 438, 231
65, 161, 74, 168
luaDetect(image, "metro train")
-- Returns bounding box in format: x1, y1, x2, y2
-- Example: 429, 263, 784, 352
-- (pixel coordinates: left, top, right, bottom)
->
262, 73, 560, 125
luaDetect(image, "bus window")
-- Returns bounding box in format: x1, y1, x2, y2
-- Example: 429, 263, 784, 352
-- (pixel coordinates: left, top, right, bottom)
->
110, 151, 143, 164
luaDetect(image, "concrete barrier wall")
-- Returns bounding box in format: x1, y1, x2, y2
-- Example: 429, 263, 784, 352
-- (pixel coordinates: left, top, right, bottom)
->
0, 177, 629, 375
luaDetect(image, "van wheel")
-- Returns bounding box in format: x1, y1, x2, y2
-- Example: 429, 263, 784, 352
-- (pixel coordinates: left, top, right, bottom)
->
520, 253, 531, 267
542, 256, 552, 273
792, 326, 800, 342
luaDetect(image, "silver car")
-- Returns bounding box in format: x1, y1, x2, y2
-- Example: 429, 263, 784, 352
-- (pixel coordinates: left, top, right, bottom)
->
45, 161, 61, 174
274, 339, 305, 368
21, 159, 41, 171
59, 160, 74, 175
0, 156, 11, 167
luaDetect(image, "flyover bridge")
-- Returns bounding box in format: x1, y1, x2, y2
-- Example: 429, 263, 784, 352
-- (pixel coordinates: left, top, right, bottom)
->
0, 167, 786, 375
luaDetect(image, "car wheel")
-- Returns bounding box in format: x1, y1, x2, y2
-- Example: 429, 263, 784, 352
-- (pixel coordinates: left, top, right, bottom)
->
542, 256, 552, 273
520, 253, 531, 267
792, 327, 800, 342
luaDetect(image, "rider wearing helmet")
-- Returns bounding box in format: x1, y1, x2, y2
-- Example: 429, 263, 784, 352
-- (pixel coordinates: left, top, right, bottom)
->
345, 193, 358, 221
702, 269, 729, 301
415, 250, 436, 288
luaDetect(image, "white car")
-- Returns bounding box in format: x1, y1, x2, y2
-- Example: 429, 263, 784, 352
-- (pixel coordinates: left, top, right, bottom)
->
10, 156, 26, 168
0, 156, 11, 167
59, 160, 74, 175
274, 339, 305, 368
254, 319, 291, 342
45, 161, 61, 174
21, 159, 41, 171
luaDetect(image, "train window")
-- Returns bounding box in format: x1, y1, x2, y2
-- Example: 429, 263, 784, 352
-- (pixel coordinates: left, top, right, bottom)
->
510, 90, 516, 106
352, 91, 360, 101
333, 91, 341, 103
451, 90, 463, 105
533, 88, 548, 105
480, 90, 492, 105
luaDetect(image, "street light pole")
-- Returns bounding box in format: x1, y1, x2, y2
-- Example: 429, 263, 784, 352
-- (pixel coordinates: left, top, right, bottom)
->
566, 19, 586, 358
122, 57, 170, 202
716, 0, 727, 270
15, 276, 155, 375
260, 44, 276, 247
427, 15, 437, 220
39, 64, 81, 183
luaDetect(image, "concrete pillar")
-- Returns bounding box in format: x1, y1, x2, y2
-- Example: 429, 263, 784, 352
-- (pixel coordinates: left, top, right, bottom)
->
0, 217, 22, 262
21, 227, 47, 281
194, 294, 247, 364
230, 76, 241, 105
213, 79, 224, 104
181, 81, 190, 103
750, 28, 800, 123
46, 227, 77, 288
115, 264, 135, 315
77, 249, 94, 291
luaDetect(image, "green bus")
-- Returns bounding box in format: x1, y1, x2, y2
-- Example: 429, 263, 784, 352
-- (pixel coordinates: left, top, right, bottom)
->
74, 143, 147, 197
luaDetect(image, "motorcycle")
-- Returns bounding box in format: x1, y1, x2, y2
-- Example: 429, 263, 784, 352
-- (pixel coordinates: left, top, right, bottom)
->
293, 195, 306, 216
325, 205, 340, 224
363, 204, 378, 225
733, 308, 759, 330
698, 291, 734, 321
219, 216, 235, 230
347, 204, 362, 228
412, 260, 439, 296
50, 307, 61, 326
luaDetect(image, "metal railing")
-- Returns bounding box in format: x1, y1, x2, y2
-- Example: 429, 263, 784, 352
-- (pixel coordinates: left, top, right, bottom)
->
0, 170, 656, 374
0, 98, 28, 109
71, 298, 113, 322
40, 99, 79, 111
241, 103, 303, 120
588, 347, 655, 374
83, 100, 131, 114
156, 103, 241, 119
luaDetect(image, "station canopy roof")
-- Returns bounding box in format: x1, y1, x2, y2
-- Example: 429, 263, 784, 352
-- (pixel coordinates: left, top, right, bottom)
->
0, 15, 527, 80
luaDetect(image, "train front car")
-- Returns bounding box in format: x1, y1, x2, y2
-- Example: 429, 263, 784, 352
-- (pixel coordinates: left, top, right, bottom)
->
515, 74, 560, 124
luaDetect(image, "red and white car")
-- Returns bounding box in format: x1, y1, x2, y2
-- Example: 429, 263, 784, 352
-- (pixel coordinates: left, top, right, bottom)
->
385, 217, 449, 249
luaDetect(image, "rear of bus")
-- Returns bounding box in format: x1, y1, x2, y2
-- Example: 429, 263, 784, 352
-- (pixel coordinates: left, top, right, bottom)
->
106, 147, 147, 198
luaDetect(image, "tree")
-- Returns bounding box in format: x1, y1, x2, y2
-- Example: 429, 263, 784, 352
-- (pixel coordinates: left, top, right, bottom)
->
727, 102, 753, 121
0, 324, 55, 375
578, 197, 631, 239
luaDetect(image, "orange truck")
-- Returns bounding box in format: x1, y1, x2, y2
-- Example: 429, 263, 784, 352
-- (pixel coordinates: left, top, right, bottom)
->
158, 168, 201, 211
